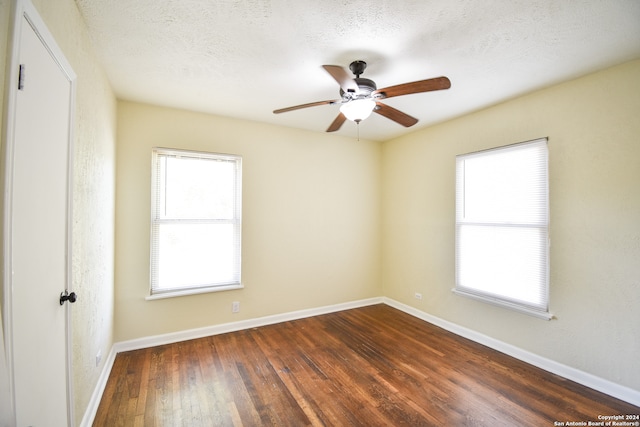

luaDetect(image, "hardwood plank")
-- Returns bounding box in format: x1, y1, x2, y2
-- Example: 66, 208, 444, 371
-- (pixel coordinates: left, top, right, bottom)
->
93, 305, 639, 426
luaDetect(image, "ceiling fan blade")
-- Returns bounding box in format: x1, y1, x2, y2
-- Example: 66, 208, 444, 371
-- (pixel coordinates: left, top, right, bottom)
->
373, 76, 451, 99
322, 65, 359, 94
374, 102, 419, 127
273, 99, 340, 114
326, 113, 347, 132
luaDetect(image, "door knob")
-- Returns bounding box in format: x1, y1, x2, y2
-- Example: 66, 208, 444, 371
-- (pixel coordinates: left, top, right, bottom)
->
59, 290, 77, 305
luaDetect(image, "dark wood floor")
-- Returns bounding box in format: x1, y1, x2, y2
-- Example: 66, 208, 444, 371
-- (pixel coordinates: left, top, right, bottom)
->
94, 304, 639, 426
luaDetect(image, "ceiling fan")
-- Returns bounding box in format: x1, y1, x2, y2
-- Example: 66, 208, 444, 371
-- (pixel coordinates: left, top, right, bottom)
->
273, 60, 451, 132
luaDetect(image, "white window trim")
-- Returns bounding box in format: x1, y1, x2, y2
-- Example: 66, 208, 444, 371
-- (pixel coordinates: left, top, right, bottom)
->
453, 138, 552, 320
145, 283, 244, 301
149, 147, 242, 299
451, 288, 553, 320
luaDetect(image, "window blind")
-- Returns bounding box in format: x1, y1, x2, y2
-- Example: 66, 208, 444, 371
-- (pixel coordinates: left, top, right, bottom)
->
454, 138, 550, 318
150, 148, 242, 295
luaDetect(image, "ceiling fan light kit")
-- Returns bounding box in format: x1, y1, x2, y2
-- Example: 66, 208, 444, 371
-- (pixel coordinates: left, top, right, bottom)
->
274, 60, 451, 133
340, 98, 376, 122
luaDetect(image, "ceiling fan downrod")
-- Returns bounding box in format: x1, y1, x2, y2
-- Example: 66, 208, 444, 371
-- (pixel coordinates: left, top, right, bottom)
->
344, 60, 377, 99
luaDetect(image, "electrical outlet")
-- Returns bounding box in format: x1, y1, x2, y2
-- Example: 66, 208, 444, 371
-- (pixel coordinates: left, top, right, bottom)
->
232, 301, 240, 313
414, 292, 422, 300
96, 350, 102, 367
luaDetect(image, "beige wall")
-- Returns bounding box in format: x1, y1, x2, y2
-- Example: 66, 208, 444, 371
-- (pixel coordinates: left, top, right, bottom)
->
25, 0, 117, 423
382, 60, 640, 391
115, 101, 382, 341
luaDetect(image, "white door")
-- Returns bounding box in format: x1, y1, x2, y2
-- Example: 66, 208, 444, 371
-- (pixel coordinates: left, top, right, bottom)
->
5, 3, 76, 426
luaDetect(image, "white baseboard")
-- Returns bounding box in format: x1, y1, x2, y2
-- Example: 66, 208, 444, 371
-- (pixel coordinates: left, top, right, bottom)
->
114, 297, 384, 353
81, 295, 639, 425
79, 345, 118, 427
383, 297, 640, 407
80, 297, 383, 425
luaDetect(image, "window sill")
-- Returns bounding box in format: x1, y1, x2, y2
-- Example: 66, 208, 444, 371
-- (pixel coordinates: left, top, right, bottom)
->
452, 288, 554, 320
146, 283, 244, 301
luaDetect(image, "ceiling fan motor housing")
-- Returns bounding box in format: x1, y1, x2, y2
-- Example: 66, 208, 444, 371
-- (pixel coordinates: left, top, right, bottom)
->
340, 77, 377, 99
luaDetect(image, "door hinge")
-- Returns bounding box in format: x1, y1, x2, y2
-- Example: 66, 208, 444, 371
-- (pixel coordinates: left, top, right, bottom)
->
18, 64, 25, 90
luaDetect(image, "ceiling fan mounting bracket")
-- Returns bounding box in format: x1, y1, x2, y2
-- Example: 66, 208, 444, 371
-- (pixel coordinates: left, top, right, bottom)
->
349, 60, 367, 77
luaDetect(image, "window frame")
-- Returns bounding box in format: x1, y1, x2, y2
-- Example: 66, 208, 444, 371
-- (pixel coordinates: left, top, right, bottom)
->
453, 138, 551, 319
148, 147, 243, 300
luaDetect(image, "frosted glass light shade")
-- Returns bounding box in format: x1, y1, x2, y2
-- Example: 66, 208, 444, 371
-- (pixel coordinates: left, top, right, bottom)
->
340, 99, 376, 122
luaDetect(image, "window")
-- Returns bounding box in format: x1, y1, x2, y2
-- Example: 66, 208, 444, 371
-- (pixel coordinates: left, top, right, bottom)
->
454, 138, 550, 319
150, 148, 242, 298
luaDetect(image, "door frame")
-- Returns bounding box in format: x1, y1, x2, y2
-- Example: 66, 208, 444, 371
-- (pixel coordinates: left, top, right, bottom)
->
1, 0, 77, 424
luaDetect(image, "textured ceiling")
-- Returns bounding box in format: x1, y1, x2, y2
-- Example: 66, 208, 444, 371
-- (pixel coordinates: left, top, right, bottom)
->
75, 0, 640, 142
